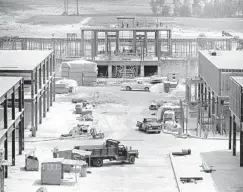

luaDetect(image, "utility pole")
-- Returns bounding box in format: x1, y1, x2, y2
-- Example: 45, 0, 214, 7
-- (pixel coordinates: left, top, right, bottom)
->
76, 0, 79, 15
64, 0, 69, 15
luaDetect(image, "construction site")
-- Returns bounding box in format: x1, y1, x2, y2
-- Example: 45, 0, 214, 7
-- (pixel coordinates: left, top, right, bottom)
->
1, 0, 243, 191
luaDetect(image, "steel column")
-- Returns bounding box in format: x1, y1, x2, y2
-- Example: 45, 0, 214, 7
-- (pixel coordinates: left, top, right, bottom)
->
233, 115, 236, 156
133, 30, 136, 55
12, 128, 15, 166
43, 88, 46, 118
116, 31, 119, 55
240, 124, 243, 166
4, 136, 8, 178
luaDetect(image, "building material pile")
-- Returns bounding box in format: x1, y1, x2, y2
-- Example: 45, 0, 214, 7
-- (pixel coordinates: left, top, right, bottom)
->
55, 79, 78, 94
61, 59, 98, 86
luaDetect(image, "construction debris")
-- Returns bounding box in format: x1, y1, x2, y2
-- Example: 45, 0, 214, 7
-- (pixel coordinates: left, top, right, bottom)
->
172, 149, 191, 156
55, 79, 78, 94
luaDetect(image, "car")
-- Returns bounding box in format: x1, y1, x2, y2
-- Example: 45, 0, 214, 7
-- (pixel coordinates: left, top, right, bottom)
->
121, 80, 152, 91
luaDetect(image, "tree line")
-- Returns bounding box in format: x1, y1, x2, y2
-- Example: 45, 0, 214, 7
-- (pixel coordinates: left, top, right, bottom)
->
150, 0, 243, 18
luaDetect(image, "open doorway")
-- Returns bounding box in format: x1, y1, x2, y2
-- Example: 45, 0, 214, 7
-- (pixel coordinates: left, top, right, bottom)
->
97, 66, 108, 77
144, 65, 158, 77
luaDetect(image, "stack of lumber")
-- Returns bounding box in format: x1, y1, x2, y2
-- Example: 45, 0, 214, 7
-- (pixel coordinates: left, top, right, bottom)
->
61, 59, 98, 86
55, 79, 78, 94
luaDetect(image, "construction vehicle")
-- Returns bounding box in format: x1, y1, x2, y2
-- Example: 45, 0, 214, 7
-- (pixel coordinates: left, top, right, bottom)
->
157, 103, 181, 123
136, 118, 162, 133
74, 139, 139, 167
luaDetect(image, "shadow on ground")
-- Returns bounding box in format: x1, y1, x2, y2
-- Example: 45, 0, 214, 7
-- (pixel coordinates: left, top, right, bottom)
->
201, 150, 243, 192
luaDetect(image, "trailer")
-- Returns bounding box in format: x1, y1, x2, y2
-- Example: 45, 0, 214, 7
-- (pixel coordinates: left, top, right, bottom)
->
136, 118, 162, 133
74, 139, 139, 167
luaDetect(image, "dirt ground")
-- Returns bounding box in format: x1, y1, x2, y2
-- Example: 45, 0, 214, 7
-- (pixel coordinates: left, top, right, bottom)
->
1, 0, 243, 37
4, 85, 229, 192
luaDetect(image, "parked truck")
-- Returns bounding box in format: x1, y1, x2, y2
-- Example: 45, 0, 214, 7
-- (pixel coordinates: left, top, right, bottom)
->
136, 118, 162, 133
121, 80, 152, 91
74, 139, 139, 167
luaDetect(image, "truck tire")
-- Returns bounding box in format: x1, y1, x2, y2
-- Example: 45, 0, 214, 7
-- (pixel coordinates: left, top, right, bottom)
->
144, 87, 149, 91
158, 131, 161, 134
129, 155, 136, 164
126, 86, 131, 91
94, 158, 103, 167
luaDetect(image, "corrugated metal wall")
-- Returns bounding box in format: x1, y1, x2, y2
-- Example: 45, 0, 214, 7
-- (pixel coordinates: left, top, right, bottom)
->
230, 78, 241, 122
221, 72, 243, 97
198, 52, 220, 95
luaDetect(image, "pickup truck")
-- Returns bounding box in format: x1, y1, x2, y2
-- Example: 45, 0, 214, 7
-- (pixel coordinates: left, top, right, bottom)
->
74, 139, 139, 167
121, 80, 152, 91
136, 118, 162, 134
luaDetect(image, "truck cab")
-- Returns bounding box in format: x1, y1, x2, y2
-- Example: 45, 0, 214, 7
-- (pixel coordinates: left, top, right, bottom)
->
136, 118, 162, 134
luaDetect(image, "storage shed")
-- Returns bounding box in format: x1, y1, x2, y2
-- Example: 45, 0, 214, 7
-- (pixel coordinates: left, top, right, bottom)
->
0, 50, 56, 137
41, 158, 86, 185
61, 59, 97, 86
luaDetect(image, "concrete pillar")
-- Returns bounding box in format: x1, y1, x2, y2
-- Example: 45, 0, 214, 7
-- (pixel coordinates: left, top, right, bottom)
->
198, 83, 201, 102
158, 63, 162, 77
108, 64, 112, 78
144, 32, 148, 55
81, 30, 85, 56
155, 30, 159, 57
156, 31, 161, 60
168, 30, 172, 56
140, 64, 144, 77
93, 31, 98, 58
116, 31, 119, 55
105, 32, 108, 56
133, 30, 136, 55
91, 31, 95, 60
193, 84, 196, 101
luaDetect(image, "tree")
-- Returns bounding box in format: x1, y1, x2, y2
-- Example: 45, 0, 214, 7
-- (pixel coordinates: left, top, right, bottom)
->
203, 2, 214, 17
192, 0, 204, 17
162, 5, 171, 16
178, 0, 192, 17
150, 0, 160, 15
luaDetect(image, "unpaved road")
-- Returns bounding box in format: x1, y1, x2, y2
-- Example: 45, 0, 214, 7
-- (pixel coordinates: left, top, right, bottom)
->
5, 86, 228, 192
